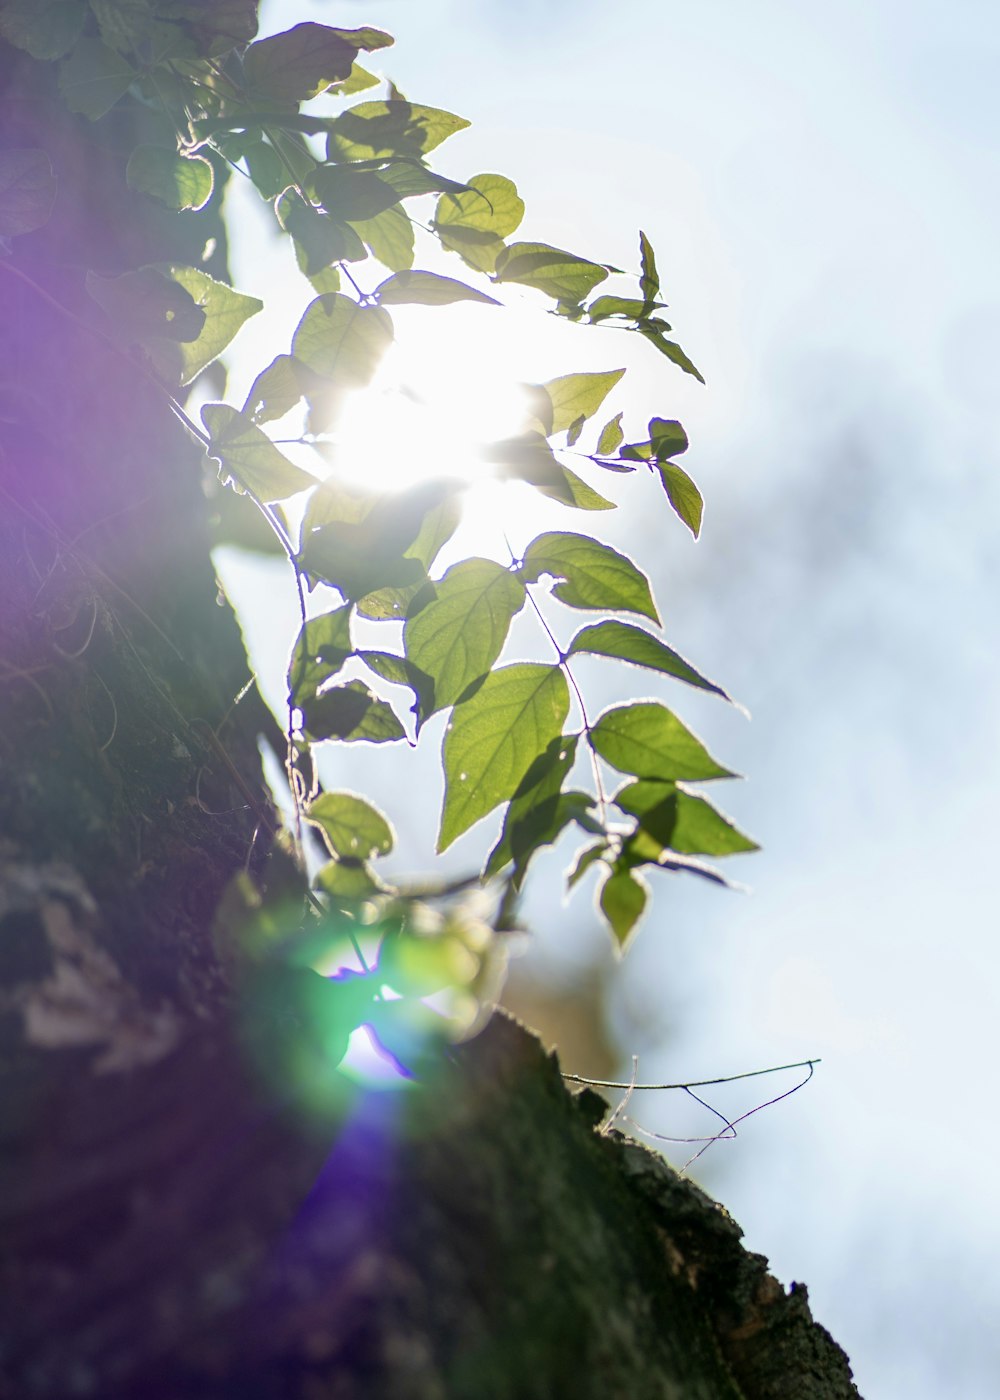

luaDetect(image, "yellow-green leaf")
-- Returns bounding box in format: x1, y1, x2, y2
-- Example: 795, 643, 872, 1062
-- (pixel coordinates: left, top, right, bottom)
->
202, 403, 316, 502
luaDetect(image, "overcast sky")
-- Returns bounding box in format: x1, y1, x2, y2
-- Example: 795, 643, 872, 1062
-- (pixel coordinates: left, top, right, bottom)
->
217, 3, 1000, 1393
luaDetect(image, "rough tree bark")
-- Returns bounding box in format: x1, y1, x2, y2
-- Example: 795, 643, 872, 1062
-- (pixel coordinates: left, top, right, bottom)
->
0, 39, 859, 1400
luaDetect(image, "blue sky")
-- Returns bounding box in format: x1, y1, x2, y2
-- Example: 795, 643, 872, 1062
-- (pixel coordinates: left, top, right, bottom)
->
217, 3, 1000, 1392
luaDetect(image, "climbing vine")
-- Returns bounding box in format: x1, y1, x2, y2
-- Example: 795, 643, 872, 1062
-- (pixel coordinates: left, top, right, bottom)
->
0, 1, 758, 1073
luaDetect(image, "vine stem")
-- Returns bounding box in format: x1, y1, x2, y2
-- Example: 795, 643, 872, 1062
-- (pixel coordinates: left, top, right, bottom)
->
560, 1057, 821, 1092
506, 534, 608, 822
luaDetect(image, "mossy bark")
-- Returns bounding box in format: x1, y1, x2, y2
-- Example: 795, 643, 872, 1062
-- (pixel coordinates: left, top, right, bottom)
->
0, 37, 859, 1400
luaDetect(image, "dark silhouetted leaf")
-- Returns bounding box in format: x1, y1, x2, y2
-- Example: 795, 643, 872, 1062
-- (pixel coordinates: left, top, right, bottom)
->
522, 532, 658, 622
0, 0, 85, 60
278, 193, 366, 273
86, 266, 205, 343
567, 839, 610, 890
302, 680, 406, 743
244, 23, 390, 105
308, 791, 395, 860
202, 403, 316, 501
59, 38, 134, 120
567, 621, 732, 701
589, 702, 734, 782
404, 559, 525, 721
310, 166, 402, 222
649, 417, 689, 457
0, 149, 56, 238
439, 663, 569, 851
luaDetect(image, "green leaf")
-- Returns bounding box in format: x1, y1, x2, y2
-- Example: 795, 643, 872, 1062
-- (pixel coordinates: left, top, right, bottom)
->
356, 491, 461, 619
599, 868, 648, 950
59, 38, 135, 121
292, 292, 393, 388
201, 403, 317, 502
278, 193, 365, 274
567, 839, 610, 890
302, 680, 406, 743
0, 0, 85, 60
588, 295, 667, 323
404, 559, 525, 720
326, 101, 469, 162
310, 166, 402, 223
567, 621, 732, 702
659, 460, 704, 538
648, 418, 689, 457
439, 663, 569, 852
348, 203, 415, 272
147, 266, 263, 386
521, 532, 658, 623
596, 412, 624, 457
86, 266, 205, 344
126, 145, 213, 211
433, 173, 523, 273
314, 857, 385, 900
288, 605, 353, 707
307, 791, 395, 860
531, 369, 625, 436
639, 229, 660, 306
484, 435, 613, 511
373, 270, 499, 307
638, 324, 705, 384
614, 780, 758, 857
243, 23, 389, 105
301, 479, 455, 603
375, 162, 470, 200
589, 702, 734, 782
0, 150, 56, 239
220, 135, 287, 200
155, 0, 259, 55
357, 650, 425, 699
244, 354, 302, 425
484, 734, 583, 885
494, 242, 608, 302
336, 62, 379, 96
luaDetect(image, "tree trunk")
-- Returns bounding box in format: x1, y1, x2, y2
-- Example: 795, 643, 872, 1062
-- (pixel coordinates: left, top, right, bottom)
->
0, 41, 859, 1400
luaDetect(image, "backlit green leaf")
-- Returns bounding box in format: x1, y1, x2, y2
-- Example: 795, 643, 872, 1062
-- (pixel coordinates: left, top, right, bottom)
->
302, 680, 406, 743
659, 460, 704, 538
288, 605, 353, 707
639, 229, 660, 306
292, 292, 393, 387
439, 663, 569, 851
307, 791, 395, 860
326, 101, 469, 162
521, 532, 658, 622
495, 242, 608, 302
638, 323, 705, 383
244, 354, 302, 425
126, 145, 213, 211
373, 270, 500, 307
59, 38, 134, 120
314, 857, 385, 900
348, 203, 415, 272
0, 150, 56, 239
404, 559, 525, 720
336, 62, 379, 96
0, 0, 85, 60
532, 369, 625, 436
357, 491, 462, 619
599, 868, 648, 950
278, 193, 366, 274
589, 702, 734, 782
202, 404, 316, 502
433, 173, 523, 273
588, 295, 667, 323
484, 435, 614, 511
375, 162, 470, 199
649, 418, 689, 457
567, 839, 610, 890
567, 621, 732, 701
148, 266, 263, 386
596, 412, 624, 457
614, 780, 758, 856
484, 734, 585, 885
